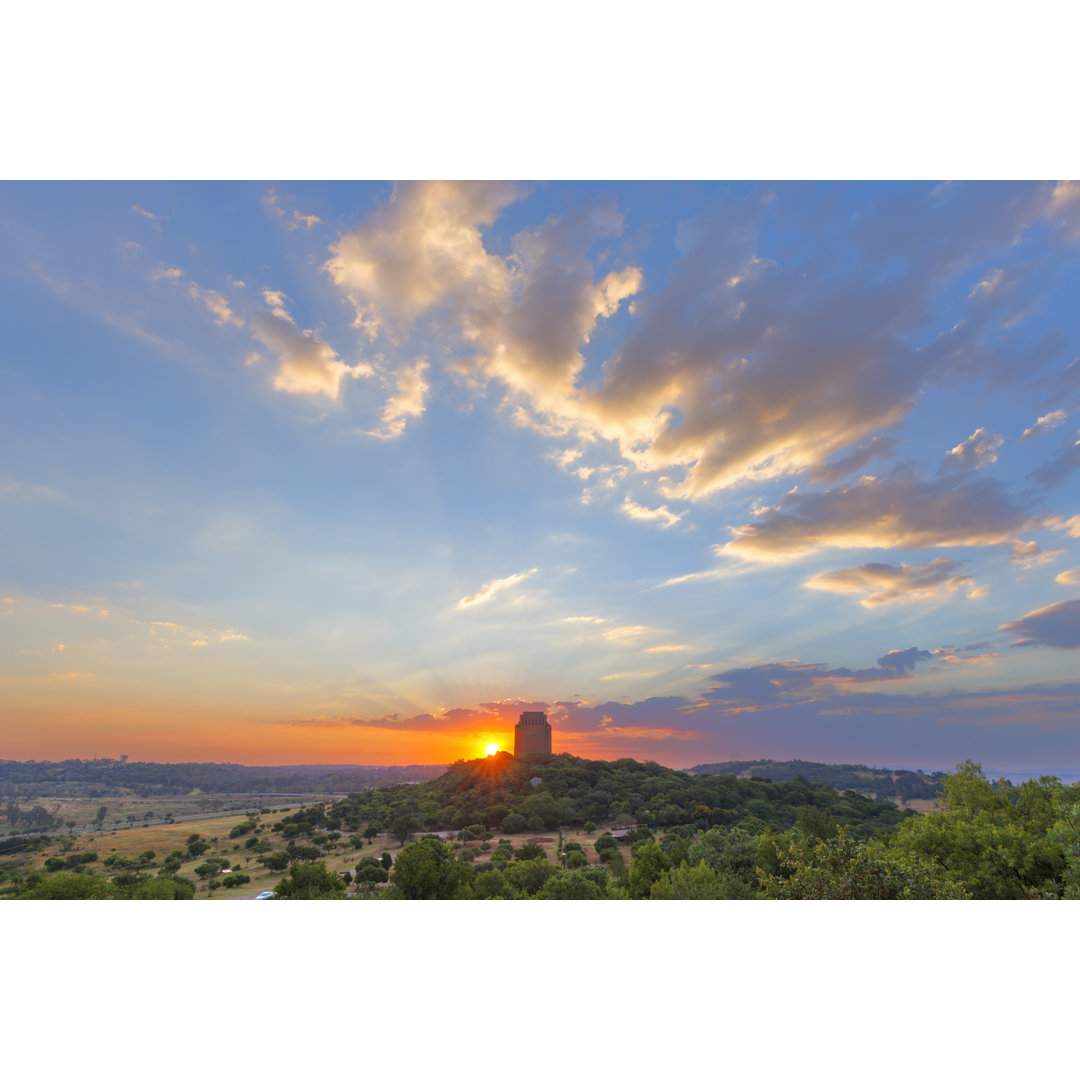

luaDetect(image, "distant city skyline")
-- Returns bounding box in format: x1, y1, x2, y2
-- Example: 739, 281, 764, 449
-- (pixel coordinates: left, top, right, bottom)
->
2, 180, 1080, 771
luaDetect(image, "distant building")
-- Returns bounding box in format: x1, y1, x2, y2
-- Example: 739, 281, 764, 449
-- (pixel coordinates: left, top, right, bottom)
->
514, 711, 552, 756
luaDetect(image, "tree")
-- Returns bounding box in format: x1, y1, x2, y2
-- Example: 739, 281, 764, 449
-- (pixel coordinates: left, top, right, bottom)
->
760, 829, 968, 899
355, 857, 389, 885
274, 861, 347, 899
566, 849, 588, 870
536, 872, 604, 899
389, 838, 472, 900
94, 805, 108, 827
501, 813, 527, 834
23, 873, 116, 899
514, 842, 547, 862
628, 840, 672, 899
390, 813, 420, 847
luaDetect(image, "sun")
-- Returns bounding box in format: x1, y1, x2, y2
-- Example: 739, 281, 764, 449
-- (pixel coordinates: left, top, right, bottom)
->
484, 742, 501, 757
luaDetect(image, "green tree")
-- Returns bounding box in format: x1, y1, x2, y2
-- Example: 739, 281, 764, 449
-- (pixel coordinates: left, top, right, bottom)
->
274, 861, 347, 899
536, 872, 604, 899
501, 813, 527, 834
760, 829, 967, 899
628, 840, 672, 899
390, 813, 420, 847
355, 856, 389, 884
23, 873, 117, 899
388, 838, 472, 899
514, 842, 547, 862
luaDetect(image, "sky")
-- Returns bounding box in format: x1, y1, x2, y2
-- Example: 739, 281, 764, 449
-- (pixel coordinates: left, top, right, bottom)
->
2, 179, 1080, 771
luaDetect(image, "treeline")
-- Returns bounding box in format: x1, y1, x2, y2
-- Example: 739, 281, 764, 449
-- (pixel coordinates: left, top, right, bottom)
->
317, 751, 914, 840
0, 759, 446, 797
688, 760, 947, 803
338, 761, 1080, 900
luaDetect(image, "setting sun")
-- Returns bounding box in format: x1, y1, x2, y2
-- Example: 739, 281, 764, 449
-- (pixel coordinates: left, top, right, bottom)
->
484, 742, 501, 756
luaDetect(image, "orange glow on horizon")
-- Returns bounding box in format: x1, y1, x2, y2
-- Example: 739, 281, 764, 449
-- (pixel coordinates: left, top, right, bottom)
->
483, 742, 500, 756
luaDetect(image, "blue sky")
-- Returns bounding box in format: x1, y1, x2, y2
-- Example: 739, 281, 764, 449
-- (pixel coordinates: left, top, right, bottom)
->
2, 180, 1079, 769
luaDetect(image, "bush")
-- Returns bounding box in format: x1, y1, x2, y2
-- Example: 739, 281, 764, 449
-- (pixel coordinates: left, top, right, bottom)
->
501, 813, 527, 834
566, 849, 588, 869
221, 873, 252, 889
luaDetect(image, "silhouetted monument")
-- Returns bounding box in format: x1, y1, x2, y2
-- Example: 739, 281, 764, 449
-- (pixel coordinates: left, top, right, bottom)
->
514, 711, 552, 755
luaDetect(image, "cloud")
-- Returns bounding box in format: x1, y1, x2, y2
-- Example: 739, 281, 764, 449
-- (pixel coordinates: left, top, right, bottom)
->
151, 265, 184, 281
562, 615, 606, 624
457, 567, 538, 609
720, 466, 1044, 564
603, 625, 650, 644
999, 599, 1080, 649
944, 428, 1004, 470
1055, 568, 1080, 586
365, 358, 430, 439
249, 310, 370, 400
805, 557, 980, 607
188, 283, 244, 328
1027, 434, 1080, 489
290, 211, 321, 231
1019, 409, 1067, 443
218, 631, 248, 642
620, 496, 683, 528
262, 288, 295, 323
131, 204, 166, 224
325, 180, 522, 333
645, 644, 690, 653
51, 643, 64, 651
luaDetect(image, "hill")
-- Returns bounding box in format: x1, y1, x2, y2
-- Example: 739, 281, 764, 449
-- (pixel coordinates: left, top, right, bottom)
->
687, 759, 946, 804
319, 750, 915, 839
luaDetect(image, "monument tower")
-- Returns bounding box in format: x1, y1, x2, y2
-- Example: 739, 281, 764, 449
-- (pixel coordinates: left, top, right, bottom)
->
514, 710, 552, 755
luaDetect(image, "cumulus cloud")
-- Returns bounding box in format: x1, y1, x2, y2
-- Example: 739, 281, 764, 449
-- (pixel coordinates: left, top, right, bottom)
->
317, 181, 1079, 509
620, 496, 683, 528
720, 466, 1044, 563
366, 358, 430, 439
1019, 409, 1067, 443
325, 180, 522, 333
290, 211, 321, 231
151, 265, 183, 281
249, 310, 370, 400
1056, 568, 1080, 586
999, 599, 1080, 649
805, 557, 980, 607
457, 567, 538, 609
944, 428, 1004, 470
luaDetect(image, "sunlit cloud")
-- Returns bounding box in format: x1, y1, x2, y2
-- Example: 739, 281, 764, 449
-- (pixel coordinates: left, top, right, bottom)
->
620, 496, 683, 528
944, 427, 1004, 470
720, 467, 1044, 563
805, 558, 981, 607
187, 282, 244, 328
645, 644, 690, 653
249, 310, 370, 400
457, 567, 538, 609
603, 625, 650, 644
1000, 599, 1080, 649
262, 288, 295, 323
1056, 568, 1080, 586
151, 265, 184, 281
218, 631, 248, 643
1020, 409, 1067, 443
365, 358, 430, 439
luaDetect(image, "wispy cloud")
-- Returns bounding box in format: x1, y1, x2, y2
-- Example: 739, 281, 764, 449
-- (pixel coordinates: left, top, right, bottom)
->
620, 496, 683, 528
805, 558, 982, 608
457, 567, 538, 609
1000, 599, 1080, 649
1020, 409, 1067, 443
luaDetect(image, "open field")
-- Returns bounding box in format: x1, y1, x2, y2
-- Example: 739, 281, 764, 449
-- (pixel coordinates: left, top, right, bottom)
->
0, 795, 627, 900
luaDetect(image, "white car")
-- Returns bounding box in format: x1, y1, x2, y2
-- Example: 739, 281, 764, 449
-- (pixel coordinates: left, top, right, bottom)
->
254, 890, 275, 900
